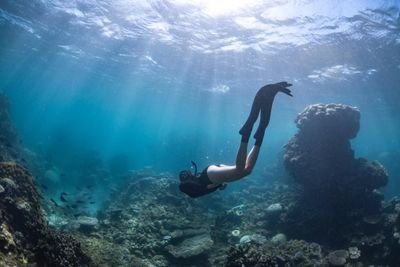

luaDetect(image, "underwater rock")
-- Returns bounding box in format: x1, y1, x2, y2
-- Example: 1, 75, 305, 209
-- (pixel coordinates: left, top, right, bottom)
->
166, 233, 213, 258
226, 239, 326, 266
48, 214, 70, 228
283, 103, 387, 190
239, 234, 267, 245
169, 228, 209, 240
295, 103, 360, 140
0, 93, 21, 163
251, 234, 268, 245
76, 216, 99, 233
0, 162, 94, 267
16, 199, 32, 213
283, 103, 389, 244
271, 233, 287, 245
266, 203, 283, 213
348, 246, 361, 260
327, 250, 349, 265
239, 235, 252, 244
0, 222, 16, 252
0, 177, 18, 190
309, 242, 322, 258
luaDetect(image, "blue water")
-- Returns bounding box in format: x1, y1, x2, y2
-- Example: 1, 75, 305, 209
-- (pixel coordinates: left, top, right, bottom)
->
0, 0, 400, 200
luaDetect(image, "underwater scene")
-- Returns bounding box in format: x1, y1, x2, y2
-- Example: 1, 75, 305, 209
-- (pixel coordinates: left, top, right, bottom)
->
1, 0, 400, 266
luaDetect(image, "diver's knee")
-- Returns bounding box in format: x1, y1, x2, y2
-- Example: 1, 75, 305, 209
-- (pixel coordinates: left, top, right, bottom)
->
236, 164, 246, 172
243, 167, 253, 176
236, 168, 251, 177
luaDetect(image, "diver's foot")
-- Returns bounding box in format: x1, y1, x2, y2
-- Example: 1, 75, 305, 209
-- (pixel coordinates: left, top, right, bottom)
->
258, 81, 293, 97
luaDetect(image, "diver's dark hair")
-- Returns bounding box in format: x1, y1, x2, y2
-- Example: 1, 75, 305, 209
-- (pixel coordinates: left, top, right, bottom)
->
179, 161, 198, 182
179, 170, 194, 182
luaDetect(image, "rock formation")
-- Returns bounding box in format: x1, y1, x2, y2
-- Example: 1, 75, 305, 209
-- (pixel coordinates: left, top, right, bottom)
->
0, 92, 93, 267
283, 103, 389, 244
0, 162, 94, 267
0, 92, 20, 162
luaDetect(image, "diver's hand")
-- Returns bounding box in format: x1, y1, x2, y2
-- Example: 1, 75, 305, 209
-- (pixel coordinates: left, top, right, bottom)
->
260, 81, 293, 97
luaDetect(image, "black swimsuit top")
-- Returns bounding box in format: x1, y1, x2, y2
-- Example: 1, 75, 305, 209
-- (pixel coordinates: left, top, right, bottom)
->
179, 166, 222, 198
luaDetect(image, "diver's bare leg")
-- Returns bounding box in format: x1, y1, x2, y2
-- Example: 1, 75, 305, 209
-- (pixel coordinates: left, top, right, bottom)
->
208, 83, 292, 186
236, 141, 260, 173
245, 145, 260, 170
207, 143, 259, 185
235, 142, 248, 170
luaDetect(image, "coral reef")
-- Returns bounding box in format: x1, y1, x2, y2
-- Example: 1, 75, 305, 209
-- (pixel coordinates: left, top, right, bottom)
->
166, 233, 213, 258
0, 92, 21, 163
226, 240, 326, 267
1, 95, 399, 267
0, 161, 94, 267
46, 163, 399, 267
72, 169, 316, 267
284, 103, 387, 192
283, 103, 389, 244
0, 92, 17, 143
72, 171, 219, 266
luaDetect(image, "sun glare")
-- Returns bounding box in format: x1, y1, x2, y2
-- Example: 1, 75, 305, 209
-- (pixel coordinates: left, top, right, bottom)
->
173, 0, 261, 16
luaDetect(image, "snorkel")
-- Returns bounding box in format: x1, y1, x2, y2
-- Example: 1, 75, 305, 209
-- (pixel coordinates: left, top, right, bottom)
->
179, 161, 199, 182
190, 160, 198, 176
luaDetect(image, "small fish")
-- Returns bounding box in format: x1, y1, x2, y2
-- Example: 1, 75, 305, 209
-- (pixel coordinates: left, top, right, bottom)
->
89, 201, 95, 204
60, 195, 68, 202
60, 173, 65, 177
50, 198, 59, 207
76, 200, 85, 204
61, 192, 68, 196
73, 213, 82, 218
71, 204, 78, 209
40, 184, 48, 190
